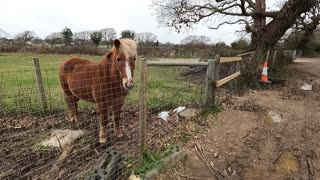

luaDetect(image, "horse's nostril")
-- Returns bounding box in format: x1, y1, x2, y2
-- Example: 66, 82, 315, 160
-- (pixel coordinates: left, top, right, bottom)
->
126, 83, 134, 89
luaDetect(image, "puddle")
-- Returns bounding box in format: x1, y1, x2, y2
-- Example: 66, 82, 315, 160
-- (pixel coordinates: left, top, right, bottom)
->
275, 152, 299, 174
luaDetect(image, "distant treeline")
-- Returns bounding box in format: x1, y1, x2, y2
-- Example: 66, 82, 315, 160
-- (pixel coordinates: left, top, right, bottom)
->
0, 43, 246, 58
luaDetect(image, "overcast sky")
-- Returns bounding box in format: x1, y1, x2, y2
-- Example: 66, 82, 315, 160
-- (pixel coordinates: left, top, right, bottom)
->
1, 0, 278, 44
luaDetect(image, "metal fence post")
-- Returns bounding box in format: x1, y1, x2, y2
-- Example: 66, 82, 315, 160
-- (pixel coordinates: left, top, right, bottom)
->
139, 57, 147, 156
32, 57, 48, 111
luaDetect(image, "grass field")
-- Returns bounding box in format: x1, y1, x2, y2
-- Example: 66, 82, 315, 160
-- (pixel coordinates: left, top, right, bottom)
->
0, 53, 205, 114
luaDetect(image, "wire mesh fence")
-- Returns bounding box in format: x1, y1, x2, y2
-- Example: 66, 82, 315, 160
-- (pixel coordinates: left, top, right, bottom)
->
144, 63, 206, 151
0, 49, 297, 179
0, 61, 142, 179
0, 52, 211, 179
0, 38, 143, 180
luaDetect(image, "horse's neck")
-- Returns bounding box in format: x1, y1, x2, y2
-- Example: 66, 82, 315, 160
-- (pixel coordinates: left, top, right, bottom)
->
99, 57, 120, 81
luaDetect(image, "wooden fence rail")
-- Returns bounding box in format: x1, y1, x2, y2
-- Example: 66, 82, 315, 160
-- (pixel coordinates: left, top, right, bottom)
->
138, 54, 242, 154
146, 61, 209, 66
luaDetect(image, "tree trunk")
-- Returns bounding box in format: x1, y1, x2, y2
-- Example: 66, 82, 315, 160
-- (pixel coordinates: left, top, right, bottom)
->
244, 0, 316, 83
251, 0, 316, 52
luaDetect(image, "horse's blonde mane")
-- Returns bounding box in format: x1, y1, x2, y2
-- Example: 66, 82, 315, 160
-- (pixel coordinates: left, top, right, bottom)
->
118, 38, 137, 58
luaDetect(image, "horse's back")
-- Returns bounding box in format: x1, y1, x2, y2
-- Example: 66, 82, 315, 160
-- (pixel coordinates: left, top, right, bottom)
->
59, 57, 94, 74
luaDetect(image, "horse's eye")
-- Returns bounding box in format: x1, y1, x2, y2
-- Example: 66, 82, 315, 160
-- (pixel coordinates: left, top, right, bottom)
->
117, 58, 121, 62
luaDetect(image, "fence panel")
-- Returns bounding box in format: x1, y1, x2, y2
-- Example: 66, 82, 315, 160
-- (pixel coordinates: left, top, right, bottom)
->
0, 57, 140, 179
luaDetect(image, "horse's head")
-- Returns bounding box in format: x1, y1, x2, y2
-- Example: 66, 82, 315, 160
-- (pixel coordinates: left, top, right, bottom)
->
110, 38, 137, 90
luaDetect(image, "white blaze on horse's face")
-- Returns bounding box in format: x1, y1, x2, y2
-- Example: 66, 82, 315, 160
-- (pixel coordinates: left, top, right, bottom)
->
122, 57, 135, 90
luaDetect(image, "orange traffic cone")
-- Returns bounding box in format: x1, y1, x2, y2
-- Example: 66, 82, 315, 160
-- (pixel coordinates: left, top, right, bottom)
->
259, 61, 272, 84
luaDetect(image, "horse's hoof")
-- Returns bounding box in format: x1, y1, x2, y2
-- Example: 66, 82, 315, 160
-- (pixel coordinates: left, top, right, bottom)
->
75, 123, 81, 129
116, 133, 124, 139
99, 138, 107, 144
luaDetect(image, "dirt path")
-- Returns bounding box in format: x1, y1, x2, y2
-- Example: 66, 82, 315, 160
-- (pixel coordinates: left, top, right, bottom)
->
157, 57, 320, 180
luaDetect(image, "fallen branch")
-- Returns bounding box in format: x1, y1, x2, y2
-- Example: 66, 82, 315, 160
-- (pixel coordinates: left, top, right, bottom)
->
195, 144, 231, 180
223, 152, 235, 157
55, 135, 63, 151
94, 148, 101, 158
48, 144, 75, 177
175, 169, 209, 180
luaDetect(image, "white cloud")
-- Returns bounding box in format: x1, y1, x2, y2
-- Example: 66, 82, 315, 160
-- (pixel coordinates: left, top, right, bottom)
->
0, 0, 243, 44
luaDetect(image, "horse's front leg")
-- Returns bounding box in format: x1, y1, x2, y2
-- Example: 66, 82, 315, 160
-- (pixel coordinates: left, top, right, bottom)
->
97, 102, 108, 144
64, 95, 80, 128
113, 103, 123, 139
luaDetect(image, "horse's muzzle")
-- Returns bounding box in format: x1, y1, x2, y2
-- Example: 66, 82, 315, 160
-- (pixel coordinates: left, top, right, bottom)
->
125, 82, 135, 90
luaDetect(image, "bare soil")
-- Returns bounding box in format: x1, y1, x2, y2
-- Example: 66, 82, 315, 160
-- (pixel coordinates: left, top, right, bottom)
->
0, 105, 195, 179
157, 57, 320, 180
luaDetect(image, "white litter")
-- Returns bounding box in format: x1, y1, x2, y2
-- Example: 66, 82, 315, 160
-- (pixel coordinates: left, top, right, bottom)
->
269, 111, 283, 124
39, 129, 84, 150
301, 83, 312, 91
158, 111, 170, 121
173, 106, 186, 114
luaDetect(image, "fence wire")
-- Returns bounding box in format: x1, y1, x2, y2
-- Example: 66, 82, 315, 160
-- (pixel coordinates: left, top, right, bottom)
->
0, 60, 140, 179
0, 49, 297, 179
145, 64, 206, 151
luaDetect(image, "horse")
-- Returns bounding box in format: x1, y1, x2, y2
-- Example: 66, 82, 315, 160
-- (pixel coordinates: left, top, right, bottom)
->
58, 39, 137, 144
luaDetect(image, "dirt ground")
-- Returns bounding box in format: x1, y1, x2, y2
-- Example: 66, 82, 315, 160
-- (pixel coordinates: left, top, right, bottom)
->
157, 57, 320, 180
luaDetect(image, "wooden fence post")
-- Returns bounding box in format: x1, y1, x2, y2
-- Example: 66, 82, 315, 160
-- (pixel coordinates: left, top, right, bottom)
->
214, 54, 220, 104
204, 60, 215, 106
32, 57, 48, 111
266, 50, 270, 62
272, 50, 277, 68
204, 54, 220, 106
235, 60, 240, 89
139, 57, 147, 156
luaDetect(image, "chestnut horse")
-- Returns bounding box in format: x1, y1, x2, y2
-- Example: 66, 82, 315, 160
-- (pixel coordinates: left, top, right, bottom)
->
59, 39, 137, 144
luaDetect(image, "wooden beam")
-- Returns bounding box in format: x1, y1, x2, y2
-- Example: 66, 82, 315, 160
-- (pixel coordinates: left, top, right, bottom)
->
219, 57, 242, 63
147, 61, 209, 66
204, 60, 216, 106
236, 51, 254, 57
32, 57, 48, 111
139, 57, 147, 156
216, 71, 241, 87
266, 50, 270, 62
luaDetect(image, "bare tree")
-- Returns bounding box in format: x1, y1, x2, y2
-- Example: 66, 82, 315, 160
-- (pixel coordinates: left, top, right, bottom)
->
180, 35, 211, 45
15, 30, 37, 43
100, 28, 117, 45
73, 31, 93, 45
135, 32, 158, 45
152, 0, 318, 82
152, 0, 318, 50
293, 4, 320, 50
45, 32, 63, 47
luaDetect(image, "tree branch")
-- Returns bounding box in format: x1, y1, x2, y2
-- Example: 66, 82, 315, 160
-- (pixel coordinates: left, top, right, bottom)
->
208, 19, 251, 30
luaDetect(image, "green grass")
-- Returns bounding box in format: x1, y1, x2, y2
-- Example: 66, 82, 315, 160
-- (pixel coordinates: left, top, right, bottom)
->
0, 53, 204, 113
134, 145, 178, 177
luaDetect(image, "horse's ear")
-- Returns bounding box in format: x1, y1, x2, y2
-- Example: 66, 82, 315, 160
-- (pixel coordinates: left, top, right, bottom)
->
106, 51, 112, 59
113, 39, 120, 49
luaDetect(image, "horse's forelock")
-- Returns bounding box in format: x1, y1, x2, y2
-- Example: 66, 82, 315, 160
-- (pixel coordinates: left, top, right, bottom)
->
118, 39, 137, 59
